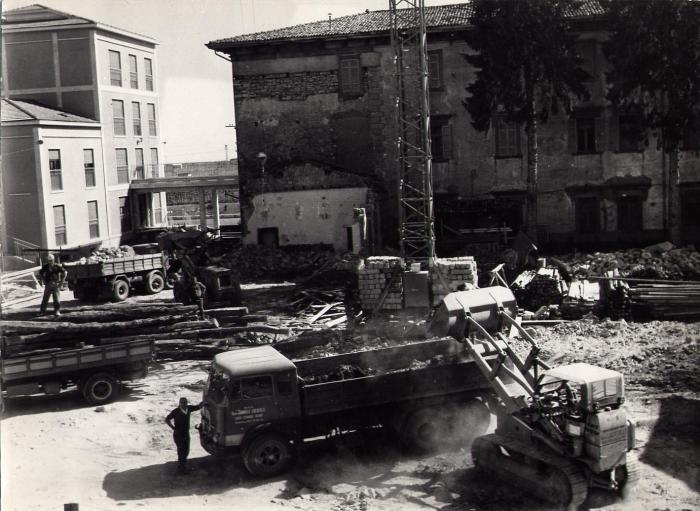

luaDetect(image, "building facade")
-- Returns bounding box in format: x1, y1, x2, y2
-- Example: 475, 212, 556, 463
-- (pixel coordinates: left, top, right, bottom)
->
207, 2, 700, 252
1, 4, 165, 251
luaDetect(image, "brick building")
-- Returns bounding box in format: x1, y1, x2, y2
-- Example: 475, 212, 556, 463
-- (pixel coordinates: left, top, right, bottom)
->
209, 2, 700, 253
1, 4, 165, 252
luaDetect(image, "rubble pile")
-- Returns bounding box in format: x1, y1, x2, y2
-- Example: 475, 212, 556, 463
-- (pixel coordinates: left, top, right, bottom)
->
430, 257, 478, 305
358, 257, 404, 311
79, 246, 136, 264
511, 268, 567, 312
223, 245, 360, 281
520, 319, 700, 391
556, 246, 700, 281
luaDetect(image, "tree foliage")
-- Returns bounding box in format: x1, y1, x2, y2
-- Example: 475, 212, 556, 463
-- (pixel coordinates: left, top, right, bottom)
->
603, 0, 700, 150
465, 0, 589, 132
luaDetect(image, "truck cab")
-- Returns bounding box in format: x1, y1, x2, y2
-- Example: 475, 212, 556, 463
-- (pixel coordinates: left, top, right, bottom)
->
199, 346, 301, 458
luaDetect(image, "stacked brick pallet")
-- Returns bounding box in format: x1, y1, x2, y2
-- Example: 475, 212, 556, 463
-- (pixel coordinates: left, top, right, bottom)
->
430, 257, 478, 306
358, 256, 404, 311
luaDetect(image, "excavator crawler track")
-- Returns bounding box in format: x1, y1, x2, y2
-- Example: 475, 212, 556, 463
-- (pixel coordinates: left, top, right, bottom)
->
472, 434, 589, 511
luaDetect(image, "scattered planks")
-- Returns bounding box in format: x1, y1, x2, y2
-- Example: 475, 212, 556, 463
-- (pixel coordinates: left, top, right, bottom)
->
629, 282, 700, 320
283, 288, 348, 329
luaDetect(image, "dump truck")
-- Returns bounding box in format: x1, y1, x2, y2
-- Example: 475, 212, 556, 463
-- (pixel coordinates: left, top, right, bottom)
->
1, 339, 154, 406
66, 253, 167, 302
430, 287, 638, 509
198, 334, 508, 477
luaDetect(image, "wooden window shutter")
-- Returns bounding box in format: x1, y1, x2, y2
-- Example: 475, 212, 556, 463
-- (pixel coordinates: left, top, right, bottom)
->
595, 115, 605, 152
442, 124, 453, 159
608, 110, 620, 152
568, 116, 577, 154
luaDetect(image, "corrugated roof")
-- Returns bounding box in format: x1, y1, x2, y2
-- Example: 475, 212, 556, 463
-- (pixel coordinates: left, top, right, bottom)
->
1, 99, 98, 124
208, 1, 604, 48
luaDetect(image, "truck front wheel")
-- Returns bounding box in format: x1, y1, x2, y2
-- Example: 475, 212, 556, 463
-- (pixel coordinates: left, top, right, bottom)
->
145, 271, 165, 294
111, 279, 130, 302
82, 372, 120, 405
243, 433, 293, 477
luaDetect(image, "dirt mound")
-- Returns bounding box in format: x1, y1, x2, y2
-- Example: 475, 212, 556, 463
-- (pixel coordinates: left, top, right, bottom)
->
520, 319, 700, 391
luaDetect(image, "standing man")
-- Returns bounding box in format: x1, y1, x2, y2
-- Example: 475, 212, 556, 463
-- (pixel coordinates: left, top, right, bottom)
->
190, 276, 207, 319
38, 253, 66, 316
165, 397, 203, 474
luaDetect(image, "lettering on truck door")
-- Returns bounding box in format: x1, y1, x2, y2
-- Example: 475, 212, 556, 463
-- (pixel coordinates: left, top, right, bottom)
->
228, 376, 278, 440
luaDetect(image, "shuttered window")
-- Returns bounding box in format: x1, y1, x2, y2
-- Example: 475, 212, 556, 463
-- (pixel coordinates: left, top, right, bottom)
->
147, 103, 157, 136
431, 117, 452, 162
87, 200, 100, 238
109, 50, 122, 86
116, 148, 129, 184
129, 54, 138, 89
84, 149, 96, 187
49, 149, 63, 191
132, 102, 142, 136
53, 205, 67, 246
134, 148, 144, 179
495, 115, 520, 157
144, 58, 154, 91
112, 100, 125, 136
339, 55, 361, 97
427, 51, 443, 89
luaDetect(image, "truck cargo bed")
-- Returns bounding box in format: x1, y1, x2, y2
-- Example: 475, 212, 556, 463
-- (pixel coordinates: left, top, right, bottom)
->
296, 339, 499, 416
1, 339, 154, 382
67, 254, 163, 279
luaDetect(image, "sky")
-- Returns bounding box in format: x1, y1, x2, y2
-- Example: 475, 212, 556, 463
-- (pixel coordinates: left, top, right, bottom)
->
3, 0, 458, 163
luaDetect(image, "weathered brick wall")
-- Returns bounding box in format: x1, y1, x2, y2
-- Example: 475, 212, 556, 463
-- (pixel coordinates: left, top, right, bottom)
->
234, 70, 341, 101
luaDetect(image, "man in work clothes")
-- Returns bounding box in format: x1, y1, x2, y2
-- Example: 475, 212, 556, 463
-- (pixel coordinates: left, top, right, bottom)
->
190, 276, 207, 319
39, 254, 66, 316
165, 397, 203, 474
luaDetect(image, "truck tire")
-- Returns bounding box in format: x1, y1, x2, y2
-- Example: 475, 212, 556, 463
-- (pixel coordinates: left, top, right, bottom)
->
145, 271, 165, 294
111, 279, 130, 302
82, 372, 119, 405
243, 433, 293, 477
402, 408, 440, 451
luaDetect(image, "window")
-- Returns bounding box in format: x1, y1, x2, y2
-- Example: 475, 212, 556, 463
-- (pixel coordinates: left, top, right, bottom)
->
277, 373, 294, 395
617, 195, 643, 232
683, 118, 700, 150
576, 197, 600, 234
150, 148, 159, 177
109, 50, 122, 86
112, 100, 125, 136
339, 55, 361, 97
619, 114, 641, 153
83, 149, 95, 187
134, 148, 144, 179
132, 102, 142, 136
116, 148, 129, 184
427, 50, 443, 89
495, 115, 520, 158
119, 196, 131, 232
147, 103, 157, 136
430, 116, 452, 162
152, 193, 163, 224
577, 116, 597, 153
87, 200, 100, 238
53, 205, 66, 246
49, 149, 62, 191
233, 376, 273, 400
128, 54, 138, 89
144, 58, 154, 91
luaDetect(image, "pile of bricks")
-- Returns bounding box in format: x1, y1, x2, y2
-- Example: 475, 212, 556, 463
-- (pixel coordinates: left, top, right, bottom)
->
430, 257, 478, 306
358, 256, 404, 311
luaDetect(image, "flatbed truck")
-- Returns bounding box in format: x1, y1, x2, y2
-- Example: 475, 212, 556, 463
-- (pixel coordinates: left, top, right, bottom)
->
198, 338, 503, 476
1, 339, 154, 405
66, 253, 167, 302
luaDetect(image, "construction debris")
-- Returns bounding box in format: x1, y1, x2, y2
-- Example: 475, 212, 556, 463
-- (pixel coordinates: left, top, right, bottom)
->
630, 282, 700, 320
511, 267, 568, 311
556, 246, 700, 281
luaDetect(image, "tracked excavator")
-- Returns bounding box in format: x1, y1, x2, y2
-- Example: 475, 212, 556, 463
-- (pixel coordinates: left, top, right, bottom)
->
430, 287, 639, 510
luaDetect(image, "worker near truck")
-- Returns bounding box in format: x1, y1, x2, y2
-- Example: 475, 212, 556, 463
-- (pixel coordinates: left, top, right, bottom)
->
190, 276, 207, 319
38, 254, 66, 316
165, 397, 203, 474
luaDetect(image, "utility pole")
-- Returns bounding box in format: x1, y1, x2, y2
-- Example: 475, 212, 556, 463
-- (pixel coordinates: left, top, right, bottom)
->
0, 0, 7, 260
390, 0, 435, 266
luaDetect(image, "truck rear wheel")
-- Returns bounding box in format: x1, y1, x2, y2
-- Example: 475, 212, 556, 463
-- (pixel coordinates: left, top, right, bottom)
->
243, 433, 293, 477
111, 279, 130, 302
145, 271, 165, 294
402, 408, 440, 451
82, 372, 119, 405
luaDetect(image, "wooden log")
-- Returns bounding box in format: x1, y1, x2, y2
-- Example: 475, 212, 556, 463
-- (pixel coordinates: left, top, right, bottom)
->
0, 315, 193, 335
28, 305, 199, 323
203, 306, 249, 317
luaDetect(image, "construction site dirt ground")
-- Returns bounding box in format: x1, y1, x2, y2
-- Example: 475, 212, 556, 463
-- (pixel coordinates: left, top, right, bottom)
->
2, 283, 699, 511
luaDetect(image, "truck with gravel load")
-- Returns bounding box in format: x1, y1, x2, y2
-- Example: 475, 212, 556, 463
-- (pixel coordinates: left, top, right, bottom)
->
0, 339, 154, 406
198, 335, 506, 477
66, 253, 168, 302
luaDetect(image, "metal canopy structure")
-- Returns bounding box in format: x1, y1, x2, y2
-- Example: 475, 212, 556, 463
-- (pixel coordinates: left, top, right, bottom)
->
390, 0, 435, 265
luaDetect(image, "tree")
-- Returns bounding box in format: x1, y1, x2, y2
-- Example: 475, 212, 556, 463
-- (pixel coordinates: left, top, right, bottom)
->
603, 0, 700, 245
464, 0, 589, 243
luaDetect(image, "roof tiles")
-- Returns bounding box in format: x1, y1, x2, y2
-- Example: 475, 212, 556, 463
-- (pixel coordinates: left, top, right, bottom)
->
1, 99, 98, 124
208, 1, 604, 48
